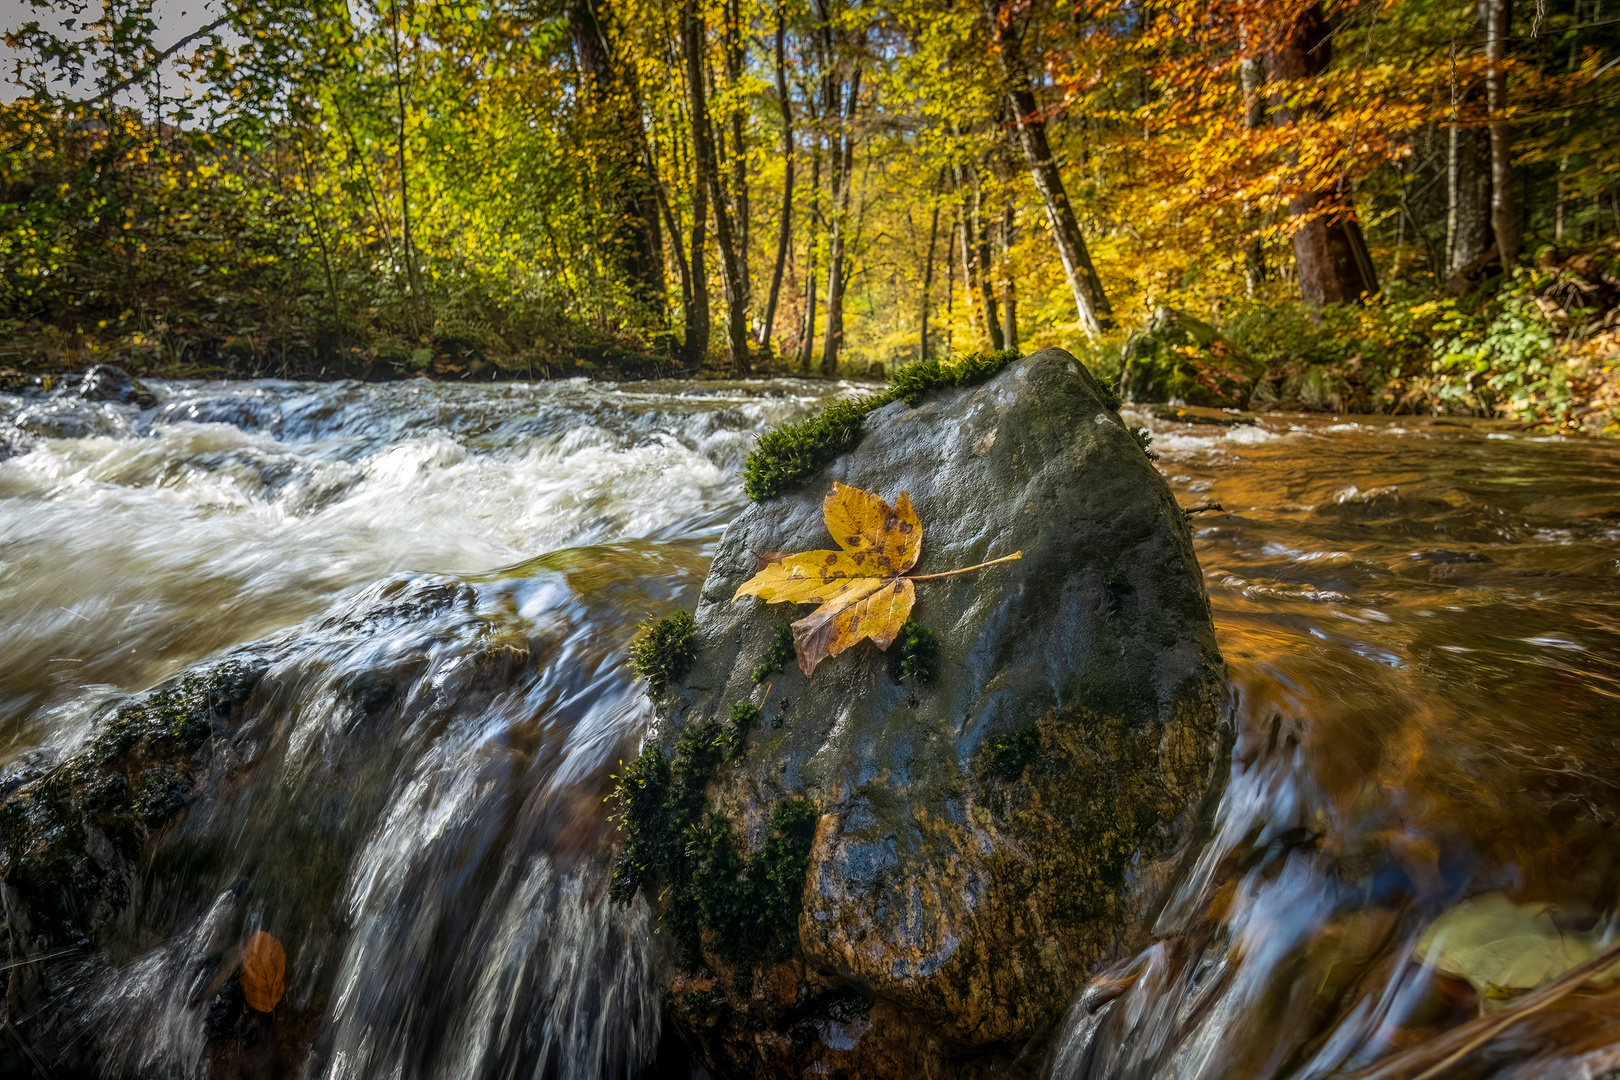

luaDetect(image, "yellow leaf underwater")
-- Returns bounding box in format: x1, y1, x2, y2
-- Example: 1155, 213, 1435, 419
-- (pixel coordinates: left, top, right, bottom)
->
733, 482, 1019, 677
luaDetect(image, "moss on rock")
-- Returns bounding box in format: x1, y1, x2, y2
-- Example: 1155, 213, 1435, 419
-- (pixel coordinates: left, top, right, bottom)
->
740, 349, 1025, 502
628, 610, 698, 695
0, 658, 264, 949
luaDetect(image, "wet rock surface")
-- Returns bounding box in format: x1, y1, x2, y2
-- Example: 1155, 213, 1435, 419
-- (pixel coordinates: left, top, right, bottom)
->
641, 348, 1229, 1078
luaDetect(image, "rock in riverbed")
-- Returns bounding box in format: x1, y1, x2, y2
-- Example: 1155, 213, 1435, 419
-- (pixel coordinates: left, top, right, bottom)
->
629, 348, 1229, 1078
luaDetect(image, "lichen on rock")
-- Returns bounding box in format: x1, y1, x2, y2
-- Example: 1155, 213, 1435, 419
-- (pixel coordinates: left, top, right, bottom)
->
621, 347, 1230, 1078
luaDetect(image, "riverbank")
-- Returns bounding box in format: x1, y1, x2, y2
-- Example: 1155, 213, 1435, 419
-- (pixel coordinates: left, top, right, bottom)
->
5, 241, 1619, 434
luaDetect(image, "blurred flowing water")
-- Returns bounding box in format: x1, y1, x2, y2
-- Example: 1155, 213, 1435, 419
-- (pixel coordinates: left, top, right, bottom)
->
1, 377, 1618, 1078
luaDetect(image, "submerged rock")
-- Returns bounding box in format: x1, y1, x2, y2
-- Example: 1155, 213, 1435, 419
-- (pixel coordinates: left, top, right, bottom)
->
627, 348, 1228, 1077
79, 363, 157, 408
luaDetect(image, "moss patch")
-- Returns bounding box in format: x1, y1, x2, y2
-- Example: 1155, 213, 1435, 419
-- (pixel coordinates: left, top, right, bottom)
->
886, 620, 937, 684
610, 705, 818, 983
740, 348, 1022, 502
751, 622, 796, 683
629, 610, 698, 695
0, 658, 264, 948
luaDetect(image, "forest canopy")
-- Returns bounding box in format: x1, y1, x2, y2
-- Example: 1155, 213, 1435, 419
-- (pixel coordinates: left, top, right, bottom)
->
2, 0, 1618, 425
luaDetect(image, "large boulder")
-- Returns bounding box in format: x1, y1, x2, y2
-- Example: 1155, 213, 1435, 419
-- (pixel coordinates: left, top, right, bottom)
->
631, 348, 1229, 1078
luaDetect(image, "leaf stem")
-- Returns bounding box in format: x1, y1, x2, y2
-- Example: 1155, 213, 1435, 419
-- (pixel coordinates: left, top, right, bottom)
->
906, 551, 1022, 582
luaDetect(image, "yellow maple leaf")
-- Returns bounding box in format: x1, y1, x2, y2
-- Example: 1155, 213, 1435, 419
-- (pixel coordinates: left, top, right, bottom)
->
733, 482, 1020, 677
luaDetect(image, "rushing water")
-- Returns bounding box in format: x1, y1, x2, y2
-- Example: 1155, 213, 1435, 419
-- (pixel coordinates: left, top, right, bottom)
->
1, 376, 1618, 1078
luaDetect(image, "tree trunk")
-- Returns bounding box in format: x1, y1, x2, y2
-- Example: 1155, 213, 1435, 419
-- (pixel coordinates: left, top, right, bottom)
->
683, 0, 749, 373
1484, 0, 1519, 268
1239, 50, 1267, 294
1000, 200, 1017, 351
921, 192, 940, 361
1269, 3, 1378, 305
798, 125, 822, 373
680, 0, 711, 368
820, 64, 861, 377
568, 0, 666, 318
984, 0, 1111, 338
760, 4, 793, 353
1446, 11, 1494, 274
963, 159, 1002, 351
953, 186, 980, 337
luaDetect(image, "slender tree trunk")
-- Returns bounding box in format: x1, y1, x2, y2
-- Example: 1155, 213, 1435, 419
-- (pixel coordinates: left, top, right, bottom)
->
953, 192, 980, 336
967, 162, 1003, 350
820, 63, 861, 376
984, 0, 1111, 338
1269, 3, 1378, 305
920, 171, 942, 361
1239, 50, 1268, 294
1484, 0, 1519, 268
681, 0, 711, 369
945, 219, 956, 354
798, 127, 822, 373
1000, 200, 1017, 350
386, 1, 424, 332
568, 0, 666, 317
760, 4, 794, 353
683, 0, 748, 373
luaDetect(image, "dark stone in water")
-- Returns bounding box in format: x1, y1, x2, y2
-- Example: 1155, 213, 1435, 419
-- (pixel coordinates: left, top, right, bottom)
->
630, 349, 1229, 1078
79, 363, 156, 408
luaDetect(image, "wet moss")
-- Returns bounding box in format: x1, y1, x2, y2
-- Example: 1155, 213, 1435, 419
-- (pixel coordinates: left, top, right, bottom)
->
629, 611, 698, 695
886, 620, 937, 685
0, 658, 264, 949
751, 623, 796, 683
740, 349, 1023, 502
610, 708, 818, 981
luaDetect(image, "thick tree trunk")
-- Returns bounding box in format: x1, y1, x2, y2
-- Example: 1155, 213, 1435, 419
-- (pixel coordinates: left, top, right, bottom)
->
984, 0, 1111, 338
1484, 0, 1519, 268
1445, 9, 1494, 274
1269, 3, 1378, 305
683, 0, 749, 374
568, 0, 666, 318
760, 5, 794, 353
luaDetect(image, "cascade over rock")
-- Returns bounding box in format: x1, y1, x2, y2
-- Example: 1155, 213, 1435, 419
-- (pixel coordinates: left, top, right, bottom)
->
643, 348, 1229, 1077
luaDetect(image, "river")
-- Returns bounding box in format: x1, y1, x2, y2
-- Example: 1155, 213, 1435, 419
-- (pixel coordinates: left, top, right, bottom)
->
1, 375, 1618, 1078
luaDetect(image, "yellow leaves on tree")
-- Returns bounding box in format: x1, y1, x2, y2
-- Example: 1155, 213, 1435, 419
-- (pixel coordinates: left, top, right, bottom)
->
733, 482, 1020, 677
241, 930, 287, 1014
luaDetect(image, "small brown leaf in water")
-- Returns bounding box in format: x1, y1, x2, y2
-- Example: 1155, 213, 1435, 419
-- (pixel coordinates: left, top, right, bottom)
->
241, 930, 286, 1013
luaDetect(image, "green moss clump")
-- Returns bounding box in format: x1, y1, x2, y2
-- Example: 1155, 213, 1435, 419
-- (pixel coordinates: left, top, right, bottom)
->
751, 623, 796, 683
629, 610, 698, 695
1130, 426, 1158, 460
985, 720, 1041, 782
1100, 381, 1124, 411
740, 349, 1023, 502
886, 347, 1022, 407
741, 398, 874, 503
887, 620, 938, 684
610, 709, 819, 979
